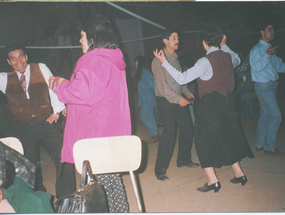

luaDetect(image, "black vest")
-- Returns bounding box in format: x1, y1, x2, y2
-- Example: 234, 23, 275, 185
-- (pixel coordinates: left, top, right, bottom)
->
197, 50, 235, 98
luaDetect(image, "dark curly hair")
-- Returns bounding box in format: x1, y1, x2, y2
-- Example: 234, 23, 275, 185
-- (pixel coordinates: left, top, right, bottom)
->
199, 25, 223, 47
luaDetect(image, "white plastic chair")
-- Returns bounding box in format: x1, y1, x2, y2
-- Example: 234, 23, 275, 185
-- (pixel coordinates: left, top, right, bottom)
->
0, 137, 24, 155
73, 135, 143, 212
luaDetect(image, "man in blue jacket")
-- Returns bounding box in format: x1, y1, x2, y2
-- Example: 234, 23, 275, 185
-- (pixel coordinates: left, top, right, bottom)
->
250, 22, 285, 156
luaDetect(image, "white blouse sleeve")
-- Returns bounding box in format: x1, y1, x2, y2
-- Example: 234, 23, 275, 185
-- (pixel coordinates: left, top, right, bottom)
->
162, 57, 213, 85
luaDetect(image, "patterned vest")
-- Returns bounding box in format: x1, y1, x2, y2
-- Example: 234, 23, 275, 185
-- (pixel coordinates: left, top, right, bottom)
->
197, 50, 235, 98
6, 63, 52, 122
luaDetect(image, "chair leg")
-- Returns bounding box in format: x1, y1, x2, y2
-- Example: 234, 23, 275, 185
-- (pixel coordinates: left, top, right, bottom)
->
129, 171, 143, 212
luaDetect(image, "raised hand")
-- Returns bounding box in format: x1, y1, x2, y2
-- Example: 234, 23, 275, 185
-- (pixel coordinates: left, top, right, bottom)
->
153, 49, 167, 63
220, 34, 227, 47
267, 46, 278, 55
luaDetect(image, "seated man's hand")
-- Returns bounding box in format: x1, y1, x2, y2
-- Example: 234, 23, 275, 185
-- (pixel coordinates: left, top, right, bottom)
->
46, 113, 60, 124
48, 76, 55, 89
62, 108, 67, 117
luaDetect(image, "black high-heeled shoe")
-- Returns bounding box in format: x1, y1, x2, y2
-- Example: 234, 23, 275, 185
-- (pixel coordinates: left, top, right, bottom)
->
230, 175, 247, 186
197, 182, 221, 193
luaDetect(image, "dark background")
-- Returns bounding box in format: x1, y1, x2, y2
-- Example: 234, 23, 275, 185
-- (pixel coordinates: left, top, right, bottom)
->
0, 1, 285, 134
0, 1, 285, 79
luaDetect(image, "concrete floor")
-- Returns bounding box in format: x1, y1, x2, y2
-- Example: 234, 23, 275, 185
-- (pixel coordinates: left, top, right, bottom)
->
41, 98, 285, 213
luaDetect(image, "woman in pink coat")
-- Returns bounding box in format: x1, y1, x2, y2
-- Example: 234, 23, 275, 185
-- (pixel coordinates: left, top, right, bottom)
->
49, 15, 131, 212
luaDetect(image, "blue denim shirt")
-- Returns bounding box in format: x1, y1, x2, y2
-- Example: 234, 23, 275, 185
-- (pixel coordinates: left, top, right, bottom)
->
250, 39, 285, 83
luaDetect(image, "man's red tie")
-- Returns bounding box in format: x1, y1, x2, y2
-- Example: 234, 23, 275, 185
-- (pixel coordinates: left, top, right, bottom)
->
20, 74, 26, 92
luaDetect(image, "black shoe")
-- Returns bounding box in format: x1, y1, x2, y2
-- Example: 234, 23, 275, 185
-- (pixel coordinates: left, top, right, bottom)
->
255, 147, 264, 151
177, 162, 200, 168
197, 182, 221, 193
230, 175, 248, 186
264, 148, 285, 156
155, 173, 169, 181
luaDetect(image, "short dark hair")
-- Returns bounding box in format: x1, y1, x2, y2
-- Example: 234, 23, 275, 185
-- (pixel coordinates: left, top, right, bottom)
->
199, 24, 223, 47
4, 44, 27, 60
259, 22, 274, 32
81, 15, 119, 51
161, 27, 179, 40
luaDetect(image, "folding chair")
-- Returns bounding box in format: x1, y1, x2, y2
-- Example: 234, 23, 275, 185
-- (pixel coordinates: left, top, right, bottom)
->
0, 137, 24, 155
73, 135, 143, 212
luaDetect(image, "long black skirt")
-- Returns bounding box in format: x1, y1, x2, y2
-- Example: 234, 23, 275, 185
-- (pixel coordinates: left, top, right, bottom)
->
195, 91, 254, 169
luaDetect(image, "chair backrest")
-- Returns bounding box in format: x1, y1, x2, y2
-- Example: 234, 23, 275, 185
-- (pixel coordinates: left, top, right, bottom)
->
0, 137, 24, 155
73, 135, 142, 175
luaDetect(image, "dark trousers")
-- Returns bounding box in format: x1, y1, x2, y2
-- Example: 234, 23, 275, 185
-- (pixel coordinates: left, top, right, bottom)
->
155, 96, 194, 174
10, 117, 76, 196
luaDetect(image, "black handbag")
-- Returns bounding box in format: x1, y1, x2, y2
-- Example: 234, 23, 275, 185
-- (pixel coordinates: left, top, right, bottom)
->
55, 160, 108, 213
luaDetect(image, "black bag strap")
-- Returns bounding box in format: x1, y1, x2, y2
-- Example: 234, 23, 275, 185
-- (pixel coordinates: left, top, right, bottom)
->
80, 160, 96, 188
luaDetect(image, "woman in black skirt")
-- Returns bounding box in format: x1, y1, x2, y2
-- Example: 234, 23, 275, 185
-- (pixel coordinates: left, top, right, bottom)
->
153, 24, 254, 193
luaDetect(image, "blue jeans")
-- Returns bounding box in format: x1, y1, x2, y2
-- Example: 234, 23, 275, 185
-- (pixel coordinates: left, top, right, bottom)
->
140, 104, 158, 137
254, 81, 281, 151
